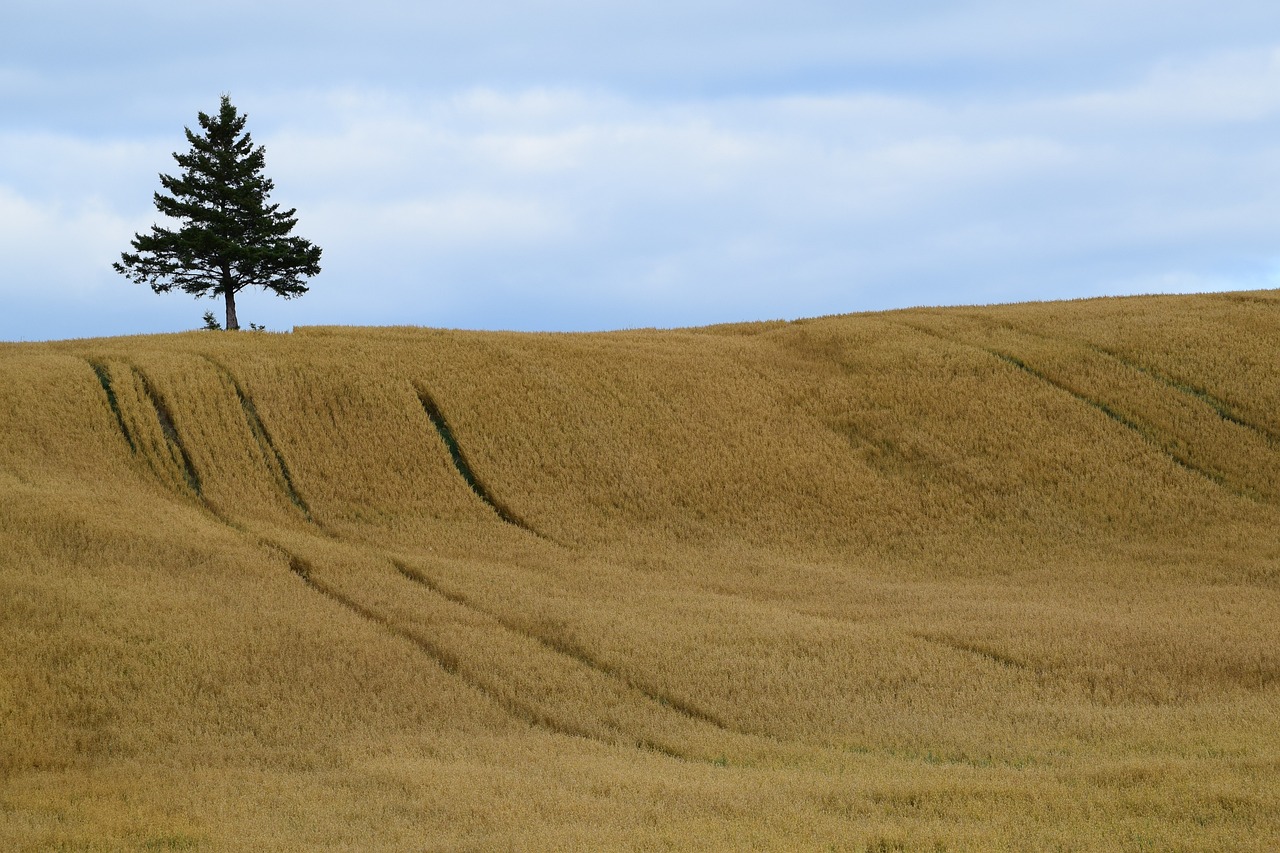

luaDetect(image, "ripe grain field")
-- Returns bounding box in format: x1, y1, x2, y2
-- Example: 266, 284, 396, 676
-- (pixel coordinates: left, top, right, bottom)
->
1, 291, 1277, 850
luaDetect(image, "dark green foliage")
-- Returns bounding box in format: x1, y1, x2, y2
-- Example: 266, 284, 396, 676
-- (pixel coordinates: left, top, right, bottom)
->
201, 311, 222, 331
114, 95, 321, 331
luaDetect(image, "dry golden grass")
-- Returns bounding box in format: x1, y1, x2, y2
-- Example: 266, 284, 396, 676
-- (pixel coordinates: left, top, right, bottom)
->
1, 290, 1278, 850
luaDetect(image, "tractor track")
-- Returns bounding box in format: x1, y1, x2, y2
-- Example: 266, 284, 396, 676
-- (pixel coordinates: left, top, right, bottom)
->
412, 382, 549, 540
889, 320, 1268, 505
392, 559, 736, 733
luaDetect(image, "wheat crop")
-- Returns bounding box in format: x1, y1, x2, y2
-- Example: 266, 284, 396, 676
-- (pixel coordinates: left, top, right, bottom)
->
1, 291, 1277, 850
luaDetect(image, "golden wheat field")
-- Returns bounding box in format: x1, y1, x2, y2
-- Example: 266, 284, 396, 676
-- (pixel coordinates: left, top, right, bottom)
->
1, 291, 1278, 851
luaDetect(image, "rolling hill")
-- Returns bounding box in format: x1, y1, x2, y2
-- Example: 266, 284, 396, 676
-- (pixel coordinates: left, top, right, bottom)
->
1, 291, 1278, 850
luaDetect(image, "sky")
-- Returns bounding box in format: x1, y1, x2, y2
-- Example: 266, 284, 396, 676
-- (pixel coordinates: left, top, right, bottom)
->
2, 1, 1279, 340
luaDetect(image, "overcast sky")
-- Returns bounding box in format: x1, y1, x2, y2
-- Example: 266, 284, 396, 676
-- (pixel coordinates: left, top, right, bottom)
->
2, 1, 1278, 340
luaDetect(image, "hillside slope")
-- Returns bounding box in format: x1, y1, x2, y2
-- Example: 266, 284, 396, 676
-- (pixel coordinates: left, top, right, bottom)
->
1, 291, 1278, 850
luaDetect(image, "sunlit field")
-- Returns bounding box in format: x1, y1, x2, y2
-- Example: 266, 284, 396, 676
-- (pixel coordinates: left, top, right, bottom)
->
2, 291, 1278, 850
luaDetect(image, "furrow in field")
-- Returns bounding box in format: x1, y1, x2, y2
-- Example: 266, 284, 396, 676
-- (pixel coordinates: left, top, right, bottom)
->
76, 362, 666, 754
894, 319, 1270, 504
987, 351, 1250, 499
199, 356, 315, 525
411, 382, 543, 537
391, 559, 734, 733
277, 546, 675, 753
276, 544, 786, 763
980, 318, 1280, 504
85, 358, 685, 753
912, 633, 1040, 675
1082, 343, 1280, 445
131, 366, 204, 499
86, 359, 136, 453
85, 359, 208, 503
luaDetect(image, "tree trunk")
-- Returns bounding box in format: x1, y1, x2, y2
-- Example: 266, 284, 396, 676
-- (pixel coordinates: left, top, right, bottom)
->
224, 289, 239, 331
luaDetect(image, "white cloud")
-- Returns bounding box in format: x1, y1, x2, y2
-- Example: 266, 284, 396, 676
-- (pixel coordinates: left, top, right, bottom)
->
306, 194, 573, 250
1055, 46, 1280, 123
0, 187, 140, 293
0, 132, 166, 198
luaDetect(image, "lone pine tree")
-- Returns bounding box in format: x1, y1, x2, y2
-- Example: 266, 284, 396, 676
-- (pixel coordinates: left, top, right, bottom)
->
114, 95, 321, 331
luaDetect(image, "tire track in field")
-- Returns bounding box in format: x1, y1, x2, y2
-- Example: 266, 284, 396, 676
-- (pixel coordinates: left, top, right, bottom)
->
411, 382, 547, 539
974, 317, 1280, 448
391, 559, 736, 733
280, 547, 695, 755
86, 359, 204, 500
82, 359, 730, 761
133, 366, 204, 499
911, 632, 1041, 676
123, 373, 601, 744
1080, 343, 1280, 446
87, 360, 136, 453
890, 320, 1263, 504
77, 364, 653, 751
976, 319, 1280, 505
199, 356, 316, 524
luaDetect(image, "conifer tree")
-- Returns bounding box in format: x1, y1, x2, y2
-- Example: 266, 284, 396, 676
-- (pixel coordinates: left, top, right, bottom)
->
114, 95, 321, 330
